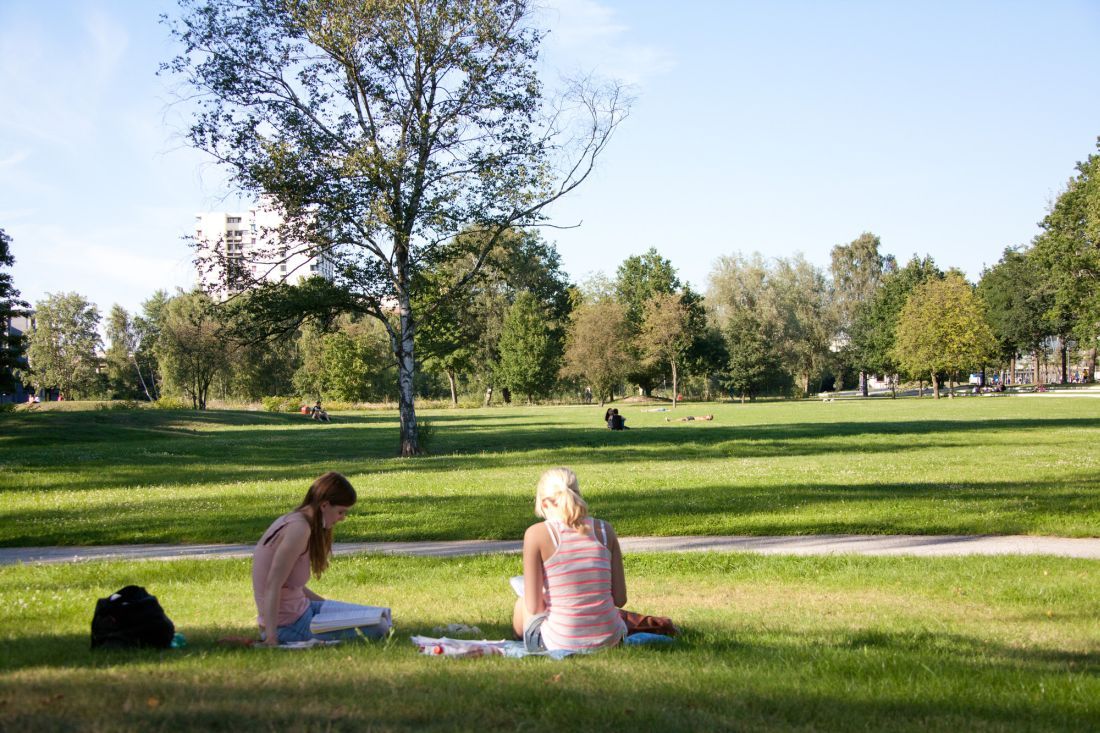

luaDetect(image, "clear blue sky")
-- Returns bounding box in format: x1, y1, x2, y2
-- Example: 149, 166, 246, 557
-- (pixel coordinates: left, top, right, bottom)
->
3, 0, 1099, 317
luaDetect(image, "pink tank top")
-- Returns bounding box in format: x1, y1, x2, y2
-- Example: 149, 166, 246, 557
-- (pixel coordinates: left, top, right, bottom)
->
540, 518, 626, 652
251, 512, 311, 627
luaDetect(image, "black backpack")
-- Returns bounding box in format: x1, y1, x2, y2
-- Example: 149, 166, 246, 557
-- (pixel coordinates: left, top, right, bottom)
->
90, 585, 175, 649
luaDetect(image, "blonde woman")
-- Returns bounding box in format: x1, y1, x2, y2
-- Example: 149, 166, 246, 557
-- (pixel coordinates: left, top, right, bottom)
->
512, 467, 628, 652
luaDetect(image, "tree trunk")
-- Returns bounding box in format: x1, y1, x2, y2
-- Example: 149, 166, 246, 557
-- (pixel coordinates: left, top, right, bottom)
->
1087, 347, 1097, 383
931, 372, 940, 399
670, 360, 678, 409
446, 368, 458, 406
132, 356, 154, 402
395, 294, 421, 457
1060, 338, 1068, 384
860, 370, 868, 397
501, 387, 511, 404
1033, 349, 1042, 385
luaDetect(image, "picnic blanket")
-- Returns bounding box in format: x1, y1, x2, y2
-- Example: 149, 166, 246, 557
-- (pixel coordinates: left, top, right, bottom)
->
411, 632, 675, 660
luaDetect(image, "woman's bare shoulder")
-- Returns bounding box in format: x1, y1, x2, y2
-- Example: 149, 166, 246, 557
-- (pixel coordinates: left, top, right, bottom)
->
524, 521, 549, 541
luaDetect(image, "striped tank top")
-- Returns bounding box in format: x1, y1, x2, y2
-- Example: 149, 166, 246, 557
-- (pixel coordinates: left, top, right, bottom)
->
540, 518, 626, 652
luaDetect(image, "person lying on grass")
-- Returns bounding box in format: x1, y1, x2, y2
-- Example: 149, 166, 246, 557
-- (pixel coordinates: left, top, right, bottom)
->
252, 471, 390, 646
512, 467, 628, 653
664, 414, 714, 422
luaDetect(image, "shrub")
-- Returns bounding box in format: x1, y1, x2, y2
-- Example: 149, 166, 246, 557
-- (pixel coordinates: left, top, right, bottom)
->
262, 396, 302, 413
95, 400, 143, 411
416, 419, 433, 454
152, 396, 189, 410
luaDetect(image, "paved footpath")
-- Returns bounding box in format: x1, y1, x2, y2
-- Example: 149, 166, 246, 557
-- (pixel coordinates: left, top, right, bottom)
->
2, 534, 1098, 566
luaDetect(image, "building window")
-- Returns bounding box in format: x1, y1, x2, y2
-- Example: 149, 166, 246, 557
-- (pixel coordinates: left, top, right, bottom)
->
228, 216, 241, 223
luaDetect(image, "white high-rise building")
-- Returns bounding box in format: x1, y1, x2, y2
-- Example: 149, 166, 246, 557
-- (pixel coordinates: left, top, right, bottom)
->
194, 198, 334, 298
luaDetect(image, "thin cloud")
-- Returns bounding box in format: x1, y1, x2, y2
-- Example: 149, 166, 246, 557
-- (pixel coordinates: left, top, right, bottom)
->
0, 149, 30, 170
538, 0, 675, 85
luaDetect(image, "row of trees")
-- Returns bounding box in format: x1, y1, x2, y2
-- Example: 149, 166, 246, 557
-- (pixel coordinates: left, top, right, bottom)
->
5, 0, 1095, 463
5, 184, 1095, 412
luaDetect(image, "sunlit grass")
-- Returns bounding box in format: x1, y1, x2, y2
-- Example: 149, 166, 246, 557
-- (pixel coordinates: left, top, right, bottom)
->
0, 552, 1096, 731
1, 397, 1099, 545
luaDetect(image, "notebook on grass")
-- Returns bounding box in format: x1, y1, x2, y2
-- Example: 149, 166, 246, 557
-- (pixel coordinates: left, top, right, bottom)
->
309, 601, 391, 634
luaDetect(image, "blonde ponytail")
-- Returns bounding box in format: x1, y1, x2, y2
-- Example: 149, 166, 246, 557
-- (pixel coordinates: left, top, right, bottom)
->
535, 467, 589, 531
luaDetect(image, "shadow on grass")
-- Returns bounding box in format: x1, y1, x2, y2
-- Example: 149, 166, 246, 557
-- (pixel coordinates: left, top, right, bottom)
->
3, 409, 1099, 495
0, 628, 1095, 732
2, 474, 1097, 546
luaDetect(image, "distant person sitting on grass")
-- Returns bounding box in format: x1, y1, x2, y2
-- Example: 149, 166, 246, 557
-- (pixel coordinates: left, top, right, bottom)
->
603, 407, 613, 424
512, 467, 627, 653
609, 409, 627, 430
310, 401, 330, 422
664, 414, 714, 422
252, 472, 390, 646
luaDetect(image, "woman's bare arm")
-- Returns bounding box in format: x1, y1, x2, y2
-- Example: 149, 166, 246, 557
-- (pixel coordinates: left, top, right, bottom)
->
259, 519, 310, 646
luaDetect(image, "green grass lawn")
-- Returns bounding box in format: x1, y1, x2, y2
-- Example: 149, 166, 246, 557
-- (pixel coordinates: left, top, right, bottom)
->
1, 397, 1098, 545
1, 552, 1096, 732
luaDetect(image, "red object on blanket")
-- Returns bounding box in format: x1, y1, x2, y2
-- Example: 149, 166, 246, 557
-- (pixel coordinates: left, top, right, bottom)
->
619, 609, 679, 636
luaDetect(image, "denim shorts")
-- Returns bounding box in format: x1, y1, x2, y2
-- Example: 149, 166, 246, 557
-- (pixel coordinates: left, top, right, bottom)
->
269, 601, 391, 644
523, 612, 549, 652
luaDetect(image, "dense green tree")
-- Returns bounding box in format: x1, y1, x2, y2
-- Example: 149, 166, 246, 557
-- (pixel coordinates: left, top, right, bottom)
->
615, 248, 681, 325
829, 232, 895, 394
722, 310, 771, 403
892, 274, 998, 398
496, 291, 558, 403
104, 305, 147, 400
167, 0, 626, 455
560, 299, 630, 405
219, 334, 300, 402
708, 253, 833, 397
849, 255, 943, 396
133, 290, 170, 400
977, 247, 1051, 382
1030, 148, 1100, 381
771, 255, 835, 396
613, 248, 682, 394
0, 229, 29, 394
415, 228, 571, 404
292, 324, 327, 401
292, 317, 393, 403
639, 292, 693, 407
156, 291, 230, 409
682, 323, 729, 401
26, 292, 102, 399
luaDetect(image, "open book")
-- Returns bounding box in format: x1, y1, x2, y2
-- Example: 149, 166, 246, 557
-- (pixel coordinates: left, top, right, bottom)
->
509, 575, 524, 598
309, 600, 391, 634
